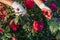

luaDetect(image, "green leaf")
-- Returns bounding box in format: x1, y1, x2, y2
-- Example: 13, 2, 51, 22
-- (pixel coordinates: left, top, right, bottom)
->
48, 18, 59, 34
49, 26, 57, 34
58, 25, 60, 30
4, 33, 12, 38
14, 16, 19, 24
5, 26, 10, 32
4, 16, 8, 22
0, 22, 2, 27
22, 16, 30, 22
23, 23, 29, 30
2, 37, 9, 40
56, 32, 60, 40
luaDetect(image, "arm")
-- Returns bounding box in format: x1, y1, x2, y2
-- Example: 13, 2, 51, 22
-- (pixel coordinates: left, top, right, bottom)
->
33, 0, 43, 8
0, 0, 14, 6
33, 0, 53, 19
0, 0, 26, 15
33, 0, 49, 9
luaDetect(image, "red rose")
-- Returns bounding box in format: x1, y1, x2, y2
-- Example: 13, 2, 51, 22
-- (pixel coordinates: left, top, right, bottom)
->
24, 0, 34, 9
0, 28, 3, 33
10, 20, 19, 31
33, 20, 44, 31
1, 15, 5, 21
12, 37, 16, 40
50, 3, 57, 10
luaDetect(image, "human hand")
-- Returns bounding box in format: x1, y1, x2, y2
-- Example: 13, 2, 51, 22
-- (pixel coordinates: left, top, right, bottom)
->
41, 8, 53, 19
39, 3, 53, 19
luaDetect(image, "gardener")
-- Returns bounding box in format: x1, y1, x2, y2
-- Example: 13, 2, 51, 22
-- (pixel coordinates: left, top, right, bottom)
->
0, 0, 53, 19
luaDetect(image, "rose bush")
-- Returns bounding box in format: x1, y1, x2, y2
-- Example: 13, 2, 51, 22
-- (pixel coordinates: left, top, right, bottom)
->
0, 0, 60, 40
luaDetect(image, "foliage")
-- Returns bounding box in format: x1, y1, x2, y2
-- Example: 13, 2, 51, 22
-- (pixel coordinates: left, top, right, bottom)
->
0, 0, 60, 40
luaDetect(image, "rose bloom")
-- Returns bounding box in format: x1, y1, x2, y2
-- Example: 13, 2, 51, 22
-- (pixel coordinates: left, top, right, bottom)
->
50, 3, 57, 10
24, 0, 34, 9
12, 37, 17, 40
33, 20, 44, 31
10, 20, 19, 31
0, 28, 3, 33
1, 15, 5, 21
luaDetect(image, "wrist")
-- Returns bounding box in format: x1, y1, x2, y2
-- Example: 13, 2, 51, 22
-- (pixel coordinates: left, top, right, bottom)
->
39, 3, 46, 9
39, 3, 51, 10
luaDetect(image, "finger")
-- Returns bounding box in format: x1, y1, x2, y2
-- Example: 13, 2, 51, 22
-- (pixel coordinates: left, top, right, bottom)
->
43, 11, 51, 19
45, 14, 51, 19
47, 11, 53, 19
48, 10, 53, 17
48, 10, 51, 17
42, 11, 49, 19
